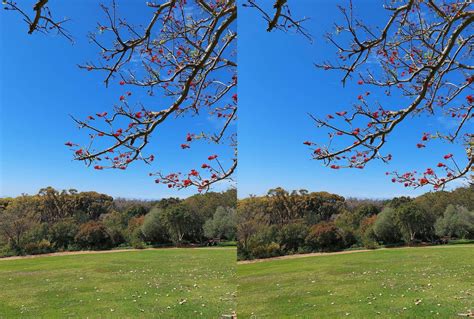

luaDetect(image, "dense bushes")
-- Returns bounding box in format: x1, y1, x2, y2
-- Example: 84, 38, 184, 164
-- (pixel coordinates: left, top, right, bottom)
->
306, 222, 342, 252
204, 207, 237, 241
238, 186, 474, 260
0, 187, 237, 257
75, 221, 113, 250
435, 205, 474, 239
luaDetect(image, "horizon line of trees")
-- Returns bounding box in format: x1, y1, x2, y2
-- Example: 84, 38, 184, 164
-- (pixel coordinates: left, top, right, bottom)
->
0, 187, 236, 257
237, 186, 474, 260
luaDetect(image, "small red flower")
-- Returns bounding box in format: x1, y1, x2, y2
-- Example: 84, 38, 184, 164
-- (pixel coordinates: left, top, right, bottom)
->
357, 80, 363, 85
443, 153, 453, 159
94, 165, 103, 170
119, 80, 125, 85
335, 111, 347, 116
467, 95, 473, 104
96, 112, 107, 117
208, 155, 218, 160
183, 179, 192, 187
65, 142, 74, 147
419, 178, 429, 185
119, 95, 125, 101
181, 144, 190, 149
303, 141, 312, 146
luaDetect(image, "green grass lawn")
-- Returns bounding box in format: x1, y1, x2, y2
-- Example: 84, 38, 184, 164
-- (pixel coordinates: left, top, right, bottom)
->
238, 245, 474, 318
0, 248, 236, 318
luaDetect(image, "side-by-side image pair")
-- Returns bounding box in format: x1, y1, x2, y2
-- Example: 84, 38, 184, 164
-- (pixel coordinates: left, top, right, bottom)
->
0, 0, 473, 318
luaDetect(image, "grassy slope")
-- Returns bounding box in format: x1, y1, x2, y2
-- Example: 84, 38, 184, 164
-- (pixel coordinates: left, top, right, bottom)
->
238, 245, 474, 318
0, 248, 236, 318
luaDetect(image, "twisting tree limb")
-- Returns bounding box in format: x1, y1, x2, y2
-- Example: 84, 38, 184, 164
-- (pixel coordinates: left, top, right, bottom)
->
3, 0, 73, 41
243, 0, 312, 41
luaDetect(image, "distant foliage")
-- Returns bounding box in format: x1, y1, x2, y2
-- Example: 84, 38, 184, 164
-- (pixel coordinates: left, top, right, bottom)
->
0, 187, 236, 257
238, 186, 474, 260
306, 222, 342, 252
75, 221, 113, 250
435, 205, 474, 239
203, 207, 237, 241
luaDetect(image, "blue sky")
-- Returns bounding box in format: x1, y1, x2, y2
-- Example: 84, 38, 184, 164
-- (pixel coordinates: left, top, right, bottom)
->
238, 0, 472, 199
0, 1, 234, 199
1, 1, 470, 200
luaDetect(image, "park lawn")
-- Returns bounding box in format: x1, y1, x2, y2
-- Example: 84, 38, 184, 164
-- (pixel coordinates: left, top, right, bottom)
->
0, 248, 236, 318
238, 245, 474, 318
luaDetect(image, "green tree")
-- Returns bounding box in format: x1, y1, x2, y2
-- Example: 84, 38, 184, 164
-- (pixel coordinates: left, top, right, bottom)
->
373, 207, 403, 244
435, 205, 474, 239
49, 218, 79, 249
75, 221, 113, 250
305, 221, 342, 252
203, 206, 237, 241
395, 203, 436, 243
0, 196, 40, 252
141, 207, 170, 244
161, 204, 199, 246
277, 222, 308, 253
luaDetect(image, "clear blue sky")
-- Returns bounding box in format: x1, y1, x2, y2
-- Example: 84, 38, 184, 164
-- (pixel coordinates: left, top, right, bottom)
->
0, 1, 470, 200
238, 0, 471, 199
0, 1, 234, 199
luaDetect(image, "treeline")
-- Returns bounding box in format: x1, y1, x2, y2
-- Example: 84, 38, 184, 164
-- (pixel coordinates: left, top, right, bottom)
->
237, 186, 474, 260
0, 187, 236, 257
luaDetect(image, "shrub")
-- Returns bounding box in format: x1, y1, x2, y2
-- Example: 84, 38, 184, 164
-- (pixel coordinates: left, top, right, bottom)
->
240, 225, 280, 259
24, 239, 54, 255
75, 221, 113, 250
305, 221, 342, 252
277, 222, 308, 253
126, 216, 145, 242
203, 206, 237, 241
373, 207, 403, 244
141, 207, 169, 244
248, 241, 281, 259
49, 219, 79, 250
435, 205, 474, 239
359, 215, 378, 249
395, 203, 436, 243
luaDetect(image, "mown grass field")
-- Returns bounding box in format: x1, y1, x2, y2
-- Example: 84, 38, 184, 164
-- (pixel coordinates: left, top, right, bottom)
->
238, 245, 474, 318
0, 248, 236, 318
